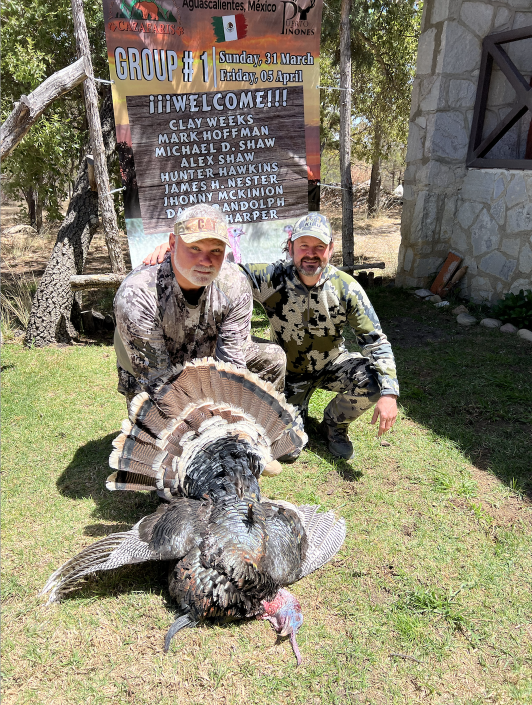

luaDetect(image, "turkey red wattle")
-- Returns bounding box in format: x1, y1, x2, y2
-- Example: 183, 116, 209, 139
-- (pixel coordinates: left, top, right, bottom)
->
261, 588, 303, 665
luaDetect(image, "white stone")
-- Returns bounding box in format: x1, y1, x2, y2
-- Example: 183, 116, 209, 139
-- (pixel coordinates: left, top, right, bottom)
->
517, 329, 532, 342
431, 0, 450, 24
479, 251, 517, 281
426, 111, 469, 160
460, 2, 494, 37
427, 295, 442, 303
507, 0, 532, 9
457, 313, 478, 326
488, 69, 518, 107
470, 276, 494, 302
457, 201, 483, 228
471, 209, 500, 256
493, 176, 506, 200
506, 174, 527, 209
480, 318, 502, 329
519, 244, 532, 274
507, 203, 532, 234
411, 191, 439, 243
413, 257, 444, 278
450, 225, 469, 253
5, 224, 38, 236
510, 278, 531, 295
436, 22, 481, 74
406, 121, 424, 162
494, 7, 511, 28
453, 305, 469, 315
414, 288, 432, 298
416, 28, 437, 74
461, 170, 498, 203
420, 77, 443, 112
491, 199, 506, 226
441, 196, 458, 241
404, 247, 414, 272
525, 174, 532, 200
513, 12, 532, 28
500, 323, 518, 334
501, 238, 521, 258
448, 79, 477, 108
435, 301, 450, 307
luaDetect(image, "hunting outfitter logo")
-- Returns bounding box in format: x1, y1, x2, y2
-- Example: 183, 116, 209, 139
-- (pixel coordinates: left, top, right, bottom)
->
108, 0, 184, 33
280, 0, 316, 34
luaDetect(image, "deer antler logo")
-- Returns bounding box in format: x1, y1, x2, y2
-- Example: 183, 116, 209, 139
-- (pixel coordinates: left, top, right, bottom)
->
280, 0, 315, 34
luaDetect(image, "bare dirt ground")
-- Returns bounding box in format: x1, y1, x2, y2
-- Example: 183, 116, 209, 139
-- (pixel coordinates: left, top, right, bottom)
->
1, 202, 132, 285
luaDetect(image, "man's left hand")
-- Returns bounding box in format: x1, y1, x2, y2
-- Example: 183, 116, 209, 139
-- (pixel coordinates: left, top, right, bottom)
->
371, 395, 398, 437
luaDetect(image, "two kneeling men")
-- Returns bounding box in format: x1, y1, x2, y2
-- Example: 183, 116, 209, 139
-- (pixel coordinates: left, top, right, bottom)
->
115, 205, 399, 461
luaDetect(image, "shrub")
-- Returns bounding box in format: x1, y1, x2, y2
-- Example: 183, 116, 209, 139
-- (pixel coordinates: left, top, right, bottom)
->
491, 289, 532, 329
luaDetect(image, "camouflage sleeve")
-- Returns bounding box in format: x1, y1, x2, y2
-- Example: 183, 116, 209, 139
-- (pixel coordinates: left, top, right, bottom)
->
214, 285, 253, 368
239, 262, 280, 303
343, 278, 400, 397
114, 280, 178, 391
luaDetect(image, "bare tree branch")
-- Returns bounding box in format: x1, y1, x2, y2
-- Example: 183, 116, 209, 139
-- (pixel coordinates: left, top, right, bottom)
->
0, 57, 89, 161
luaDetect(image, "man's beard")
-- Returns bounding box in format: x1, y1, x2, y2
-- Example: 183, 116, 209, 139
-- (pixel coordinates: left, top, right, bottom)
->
294, 257, 326, 277
174, 260, 218, 287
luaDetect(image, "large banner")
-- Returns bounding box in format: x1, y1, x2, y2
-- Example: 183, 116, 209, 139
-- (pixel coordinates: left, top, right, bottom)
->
101, 0, 322, 266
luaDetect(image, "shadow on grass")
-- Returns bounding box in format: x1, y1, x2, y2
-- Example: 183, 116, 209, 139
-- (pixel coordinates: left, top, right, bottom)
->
369, 287, 532, 501
57, 433, 161, 527
305, 419, 364, 482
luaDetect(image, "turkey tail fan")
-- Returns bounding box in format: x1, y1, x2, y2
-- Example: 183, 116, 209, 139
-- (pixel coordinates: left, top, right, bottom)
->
295, 505, 346, 580
108, 359, 307, 499
40, 522, 156, 604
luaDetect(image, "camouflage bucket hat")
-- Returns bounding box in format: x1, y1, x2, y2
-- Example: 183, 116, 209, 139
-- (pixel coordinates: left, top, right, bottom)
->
291, 213, 332, 245
175, 216, 230, 247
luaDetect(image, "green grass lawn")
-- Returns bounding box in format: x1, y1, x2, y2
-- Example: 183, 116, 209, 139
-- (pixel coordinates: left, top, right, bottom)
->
2, 289, 531, 705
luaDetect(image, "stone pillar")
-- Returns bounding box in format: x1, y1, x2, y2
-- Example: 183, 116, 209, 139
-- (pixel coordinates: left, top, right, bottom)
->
397, 0, 532, 302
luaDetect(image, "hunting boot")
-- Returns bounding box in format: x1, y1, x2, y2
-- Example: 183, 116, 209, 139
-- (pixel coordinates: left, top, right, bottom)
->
318, 418, 354, 460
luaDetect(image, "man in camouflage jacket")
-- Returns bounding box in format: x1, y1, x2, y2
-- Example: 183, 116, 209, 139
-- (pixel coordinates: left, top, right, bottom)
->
115, 205, 285, 410
145, 212, 398, 461
240, 213, 399, 460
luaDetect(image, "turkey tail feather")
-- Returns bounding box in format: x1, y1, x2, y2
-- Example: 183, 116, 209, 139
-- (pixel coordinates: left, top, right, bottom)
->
40, 524, 155, 604
296, 505, 346, 580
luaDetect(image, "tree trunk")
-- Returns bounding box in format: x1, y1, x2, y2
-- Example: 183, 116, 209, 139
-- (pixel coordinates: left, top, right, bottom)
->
339, 0, 353, 268
25, 187, 36, 228
70, 0, 125, 274
25, 92, 117, 347
35, 186, 44, 233
367, 127, 382, 217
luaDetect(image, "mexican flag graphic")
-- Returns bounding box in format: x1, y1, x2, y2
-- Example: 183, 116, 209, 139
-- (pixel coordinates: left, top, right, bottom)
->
211, 14, 247, 42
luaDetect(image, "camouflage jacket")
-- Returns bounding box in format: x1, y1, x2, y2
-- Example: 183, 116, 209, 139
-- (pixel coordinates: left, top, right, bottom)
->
115, 255, 253, 391
240, 261, 399, 396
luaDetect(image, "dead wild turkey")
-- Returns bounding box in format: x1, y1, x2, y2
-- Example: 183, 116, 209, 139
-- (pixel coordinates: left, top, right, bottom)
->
41, 359, 346, 665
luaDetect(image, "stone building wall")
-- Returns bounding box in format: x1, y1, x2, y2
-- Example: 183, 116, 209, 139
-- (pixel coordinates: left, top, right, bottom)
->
396, 0, 532, 302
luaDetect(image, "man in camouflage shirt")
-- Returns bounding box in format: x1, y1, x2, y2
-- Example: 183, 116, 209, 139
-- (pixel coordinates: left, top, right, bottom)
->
241, 213, 399, 460
145, 212, 399, 461
115, 205, 285, 410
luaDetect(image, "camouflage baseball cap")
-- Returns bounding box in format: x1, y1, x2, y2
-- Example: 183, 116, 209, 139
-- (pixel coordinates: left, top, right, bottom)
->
174, 215, 230, 247
291, 213, 332, 245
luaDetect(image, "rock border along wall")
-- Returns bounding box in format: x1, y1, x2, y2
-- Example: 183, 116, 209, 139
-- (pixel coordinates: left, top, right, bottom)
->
397, 0, 532, 302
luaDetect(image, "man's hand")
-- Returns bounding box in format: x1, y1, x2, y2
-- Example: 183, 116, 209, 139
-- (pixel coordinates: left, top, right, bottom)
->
143, 240, 171, 266
371, 395, 398, 437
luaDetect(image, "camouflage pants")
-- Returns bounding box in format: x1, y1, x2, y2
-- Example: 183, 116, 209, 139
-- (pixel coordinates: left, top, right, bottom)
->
285, 351, 381, 429
117, 335, 286, 410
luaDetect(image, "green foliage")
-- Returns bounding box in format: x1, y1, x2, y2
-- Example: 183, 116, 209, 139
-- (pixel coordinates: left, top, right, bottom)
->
320, 0, 421, 165
1, 0, 109, 223
491, 289, 532, 329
